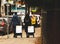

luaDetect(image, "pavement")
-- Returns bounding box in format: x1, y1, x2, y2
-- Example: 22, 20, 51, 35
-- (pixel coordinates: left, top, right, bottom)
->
0, 27, 41, 44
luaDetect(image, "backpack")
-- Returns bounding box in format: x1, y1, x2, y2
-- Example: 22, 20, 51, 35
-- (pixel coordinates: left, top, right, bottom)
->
31, 16, 36, 25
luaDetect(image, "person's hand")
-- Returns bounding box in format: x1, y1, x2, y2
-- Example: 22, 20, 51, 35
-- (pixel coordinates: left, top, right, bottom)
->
23, 23, 25, 25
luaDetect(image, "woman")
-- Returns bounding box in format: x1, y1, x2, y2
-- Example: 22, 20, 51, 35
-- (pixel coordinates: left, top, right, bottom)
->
10, 12, 20, 38
24, 13, 31, 37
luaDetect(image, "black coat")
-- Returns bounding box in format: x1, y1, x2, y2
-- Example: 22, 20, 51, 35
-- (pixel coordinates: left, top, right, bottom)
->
11, 14, 20, 26
24, 15, 31, 33
24, 16, 31, 26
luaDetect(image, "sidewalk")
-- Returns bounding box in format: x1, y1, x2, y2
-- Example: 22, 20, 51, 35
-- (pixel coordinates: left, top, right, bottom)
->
0, 27, 41, 44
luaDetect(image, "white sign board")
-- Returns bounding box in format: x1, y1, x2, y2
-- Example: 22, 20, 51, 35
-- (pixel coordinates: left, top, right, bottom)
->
16, 26, 22, 33
28, 26, 34, 33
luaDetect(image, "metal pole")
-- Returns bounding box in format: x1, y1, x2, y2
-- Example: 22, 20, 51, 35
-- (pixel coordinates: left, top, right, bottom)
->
6, 3, 9, 38
41, 9, 43, 44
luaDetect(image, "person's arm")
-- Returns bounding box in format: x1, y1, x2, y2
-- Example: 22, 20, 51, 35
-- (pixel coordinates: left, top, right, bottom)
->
24, 17, 25, 23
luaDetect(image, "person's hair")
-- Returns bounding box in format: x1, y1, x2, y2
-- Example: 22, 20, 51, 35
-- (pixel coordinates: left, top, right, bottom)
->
2, 19, 6, 23
25, 13, 30, 19
13, 12, 17, 15
15, 12, 17, 15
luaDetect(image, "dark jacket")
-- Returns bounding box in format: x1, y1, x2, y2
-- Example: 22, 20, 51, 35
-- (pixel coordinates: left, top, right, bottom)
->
11, 14, 20, 26
24, 14, 31, 26
24, 14, 31, 33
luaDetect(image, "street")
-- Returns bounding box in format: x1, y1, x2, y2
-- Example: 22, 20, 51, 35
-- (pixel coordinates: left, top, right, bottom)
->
0, 27, 41, 44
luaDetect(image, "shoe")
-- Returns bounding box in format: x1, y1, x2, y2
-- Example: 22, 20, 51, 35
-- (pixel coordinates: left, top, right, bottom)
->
14, 37, 17, 38
14, 35, 17, 38
27, 35, 29, 38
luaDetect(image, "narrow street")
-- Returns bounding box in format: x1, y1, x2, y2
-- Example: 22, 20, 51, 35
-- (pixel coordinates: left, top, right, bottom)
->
0, 27, 41, 44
